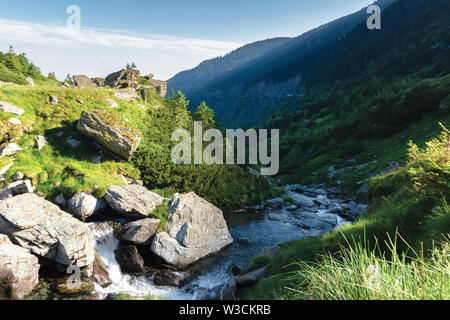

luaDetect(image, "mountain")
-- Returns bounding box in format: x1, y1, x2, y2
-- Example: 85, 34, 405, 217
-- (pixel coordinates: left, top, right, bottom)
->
175, 0, 397, 128
167, 37, 291, 96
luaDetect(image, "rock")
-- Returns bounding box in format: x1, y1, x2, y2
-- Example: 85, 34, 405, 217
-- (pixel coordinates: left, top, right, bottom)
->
56, 132, 64, 138
315, 195, 331, 206
317, 213, 338, 227
268, 213, 281, 221
355, 184, 368, 204
73, 75, 96, 88
77, 99, 84, 104
286, 205, 297, 212
56, 280, 94, 295
0, 101, 24, 116
54, 193, 66, 207
90, 156, 102, 164
327, 187, 342, 195
153, 270, 185, 287
105, 99, 118, 108
285, 191, 315, 208
105, 184, 164, 219
13, 171, 24, 181
147, 78, 167, 97
7, 180, 33, 195
8, 117, 22, 125
0, 162, 14, 177
77, 110, 142, 160
49, 95, 58, 105
151, 192, 233, 268
34, 135, 47, 150
91, 78, 105, 87
0, 143, 22, 157
265, 198, 284, 209
0, 188, 12, 201
115, 218, 160, 245
66, 137, 81, 148
113, 88, 139, 101
105, 69, 140, 89
294, 211, 335, 231
236, 237, 251, 245
92, 251, 112, 288
114, 245, 144, 274
0, 237, 40, 300
235, 268, 266, 287
0, 193, 95, 274
138, 104, 147, 111
328, 166, 337, 178
67, 192, 103, 221
25, 77, 34, 86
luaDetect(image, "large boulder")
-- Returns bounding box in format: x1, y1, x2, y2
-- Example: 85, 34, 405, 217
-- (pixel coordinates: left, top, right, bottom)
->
151, 192, 233, 269
67, 192, 106, 221
105, 69, 140, 89
0, 194, 95, 274
0, 101, 24, 116
105, 184, 165, 219
92, 251, 112, 288
153, 269, 186, 287
115, 218, 160, 245
0, 235, 40, 300
77, 109, 142, 159
73, 75, 96, 88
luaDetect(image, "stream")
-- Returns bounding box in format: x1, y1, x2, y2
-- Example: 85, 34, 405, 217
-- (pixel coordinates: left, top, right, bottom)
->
88, 186, 358, 300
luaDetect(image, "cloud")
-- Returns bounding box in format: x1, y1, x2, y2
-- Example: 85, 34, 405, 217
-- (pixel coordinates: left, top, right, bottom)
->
0, 18, 241, 57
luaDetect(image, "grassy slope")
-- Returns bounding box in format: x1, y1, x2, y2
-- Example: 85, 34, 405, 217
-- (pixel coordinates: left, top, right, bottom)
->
243, 125, 449, 299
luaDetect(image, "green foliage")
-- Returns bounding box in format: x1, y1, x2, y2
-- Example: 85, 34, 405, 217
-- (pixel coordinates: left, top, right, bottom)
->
245, 130, 450, 299
132, 91, 272, 213
285, 235, 450, 300
193, 101, 220, 130
407, 124, 450, 198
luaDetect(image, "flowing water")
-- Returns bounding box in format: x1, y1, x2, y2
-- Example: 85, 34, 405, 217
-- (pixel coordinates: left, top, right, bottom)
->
88, 200, 349, 300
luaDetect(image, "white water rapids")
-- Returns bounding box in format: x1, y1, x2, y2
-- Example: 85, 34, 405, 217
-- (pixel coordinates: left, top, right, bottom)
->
88, 197, 353, 300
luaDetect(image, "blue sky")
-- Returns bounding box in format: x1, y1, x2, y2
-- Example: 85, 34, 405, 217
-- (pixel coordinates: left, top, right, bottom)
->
0, 0, 375, 80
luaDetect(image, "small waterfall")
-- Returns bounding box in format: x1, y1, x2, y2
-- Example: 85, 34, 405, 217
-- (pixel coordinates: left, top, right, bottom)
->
88, 222, 189, 300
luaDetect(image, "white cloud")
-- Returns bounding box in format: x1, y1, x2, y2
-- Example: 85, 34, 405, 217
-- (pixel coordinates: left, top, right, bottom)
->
0, 19, 242, 80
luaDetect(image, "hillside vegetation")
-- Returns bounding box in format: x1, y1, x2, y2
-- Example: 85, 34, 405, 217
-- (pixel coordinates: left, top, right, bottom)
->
0, 51, 272, 217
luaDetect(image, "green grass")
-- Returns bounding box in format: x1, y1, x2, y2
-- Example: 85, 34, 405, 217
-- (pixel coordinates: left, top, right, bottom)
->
283, 235, 449, 300
243, 127, 450, 300
0, 84, 162, 198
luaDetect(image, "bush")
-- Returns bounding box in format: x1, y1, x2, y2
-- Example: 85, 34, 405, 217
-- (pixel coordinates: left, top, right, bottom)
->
407, 123, 450, 198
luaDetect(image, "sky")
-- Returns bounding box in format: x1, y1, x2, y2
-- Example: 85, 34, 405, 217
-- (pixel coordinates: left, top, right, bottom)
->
0, 0, 375, 80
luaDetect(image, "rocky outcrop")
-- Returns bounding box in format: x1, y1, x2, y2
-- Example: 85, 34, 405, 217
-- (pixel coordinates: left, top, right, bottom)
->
73, 75, 96, 88
77, 109, 142, 159
113, 88, 139, 101
92, 78, 105, 87
0, 194, 95, 275
151, 192, 233, 269
0, 101, 24, 116
105, 69, 140, 89
105, 184, 165, 219
114, 244, 144, 274
67, 192, 106, 221
144, 74, 167, 97
115, 218, 160, 245
0, 234, 40, 300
